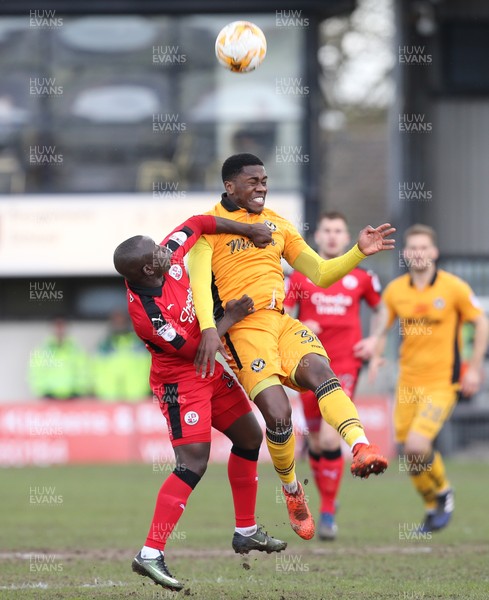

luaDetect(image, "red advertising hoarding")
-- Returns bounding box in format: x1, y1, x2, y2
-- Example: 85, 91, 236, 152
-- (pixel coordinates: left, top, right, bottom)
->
0, 395, 394, 466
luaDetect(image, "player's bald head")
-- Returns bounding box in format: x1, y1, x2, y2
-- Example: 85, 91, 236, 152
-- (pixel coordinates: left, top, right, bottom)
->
113, 235, 157, 282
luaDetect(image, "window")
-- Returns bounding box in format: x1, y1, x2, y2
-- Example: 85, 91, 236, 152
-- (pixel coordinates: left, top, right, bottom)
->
442, 21, 489, 95
0, 14, 305, 194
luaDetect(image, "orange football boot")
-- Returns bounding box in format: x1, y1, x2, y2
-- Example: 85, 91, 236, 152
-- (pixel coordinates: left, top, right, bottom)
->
283, 482, 315, 540
351, 443, 388, 478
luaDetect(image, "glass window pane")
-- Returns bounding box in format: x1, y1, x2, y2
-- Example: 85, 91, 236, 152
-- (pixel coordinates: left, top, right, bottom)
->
0, 14, 305, 194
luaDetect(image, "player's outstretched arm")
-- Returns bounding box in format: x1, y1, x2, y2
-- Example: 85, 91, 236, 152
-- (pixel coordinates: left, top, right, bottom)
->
291, 224, 395, 289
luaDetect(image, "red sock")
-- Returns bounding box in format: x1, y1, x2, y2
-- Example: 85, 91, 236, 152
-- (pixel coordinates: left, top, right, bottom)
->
228, 447, 259, 528
145, 471, 200, 551
309, 449, 344, 514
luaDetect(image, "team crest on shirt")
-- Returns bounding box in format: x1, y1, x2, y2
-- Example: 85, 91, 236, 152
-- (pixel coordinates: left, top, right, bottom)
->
433, 298, 445, 309
342, 274, 358, 290
251, 358, 266, 372
184, 411, 199, 425
264, 220, 277, 232
168, 264, 183, 280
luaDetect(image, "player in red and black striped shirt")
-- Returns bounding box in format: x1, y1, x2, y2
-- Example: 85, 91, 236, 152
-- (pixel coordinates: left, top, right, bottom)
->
114, 215, 285, 591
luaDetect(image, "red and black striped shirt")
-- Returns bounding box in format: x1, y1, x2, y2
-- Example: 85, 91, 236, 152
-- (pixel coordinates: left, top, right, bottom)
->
125, 215, 216, 392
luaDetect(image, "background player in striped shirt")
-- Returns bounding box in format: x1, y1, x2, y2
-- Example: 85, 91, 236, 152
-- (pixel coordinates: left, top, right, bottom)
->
284, 211, 386, 540
114, 215, 286, 591
369, 224, 488, 533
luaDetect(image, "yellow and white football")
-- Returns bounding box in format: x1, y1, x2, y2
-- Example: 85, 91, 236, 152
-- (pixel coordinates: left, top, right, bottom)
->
215, 21, 267, 73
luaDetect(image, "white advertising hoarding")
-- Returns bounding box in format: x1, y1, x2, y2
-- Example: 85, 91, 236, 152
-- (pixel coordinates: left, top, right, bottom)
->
0, 193, 304, 276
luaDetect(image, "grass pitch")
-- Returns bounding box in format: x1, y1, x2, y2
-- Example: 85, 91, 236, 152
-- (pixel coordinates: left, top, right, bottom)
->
1, 458, 488, 599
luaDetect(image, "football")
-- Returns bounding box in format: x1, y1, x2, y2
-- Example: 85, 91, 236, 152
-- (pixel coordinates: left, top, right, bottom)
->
215, 21, 267, 73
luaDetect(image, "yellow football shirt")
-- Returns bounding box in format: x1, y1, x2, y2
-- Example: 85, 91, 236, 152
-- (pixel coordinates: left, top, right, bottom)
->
198, 196, 308, 312
188, 194, 366, 331
383, 270, 483, 385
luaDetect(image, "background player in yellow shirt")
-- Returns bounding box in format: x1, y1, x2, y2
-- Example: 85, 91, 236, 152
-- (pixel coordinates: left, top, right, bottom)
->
188, 153, 395, 541
369, 224, 488, 532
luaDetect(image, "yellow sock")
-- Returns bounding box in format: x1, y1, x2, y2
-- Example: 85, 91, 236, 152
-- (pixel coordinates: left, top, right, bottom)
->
405, 451, 442, 510
409, 470, 438, 510
428, 451, 450, 494
265, 426, 296, 485
316, 378, 365, 448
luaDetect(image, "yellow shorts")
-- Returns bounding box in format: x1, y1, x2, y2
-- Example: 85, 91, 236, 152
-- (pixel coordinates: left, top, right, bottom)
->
222, 309, 329, 397
394, 381, 459, 443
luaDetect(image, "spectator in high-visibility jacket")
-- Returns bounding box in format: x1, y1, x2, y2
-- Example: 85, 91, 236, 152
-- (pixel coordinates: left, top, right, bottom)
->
93, 310, 151, 402
29, 318, 89, 400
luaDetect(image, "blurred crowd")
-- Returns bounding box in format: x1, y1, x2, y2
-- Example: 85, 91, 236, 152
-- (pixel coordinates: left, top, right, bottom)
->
27, 313, 478, 404
28, 313, 151, 402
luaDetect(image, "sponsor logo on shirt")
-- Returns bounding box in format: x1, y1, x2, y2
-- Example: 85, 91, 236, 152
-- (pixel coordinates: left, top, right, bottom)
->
310, 292, 353, 315
226, 237, 255, 254
180, 287, 195, 324
184, 411, 199, 425
413, 303, 429, 314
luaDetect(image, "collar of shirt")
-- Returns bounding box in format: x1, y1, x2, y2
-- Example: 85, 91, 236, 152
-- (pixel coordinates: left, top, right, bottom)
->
220, 192, 241, 212
409, 269, 438, 287
127, 281, 163, 297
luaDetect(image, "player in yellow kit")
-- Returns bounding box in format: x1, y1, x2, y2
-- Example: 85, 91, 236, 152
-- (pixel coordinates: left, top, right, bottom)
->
369, 224, 488, 532
187, 153, 396, 540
